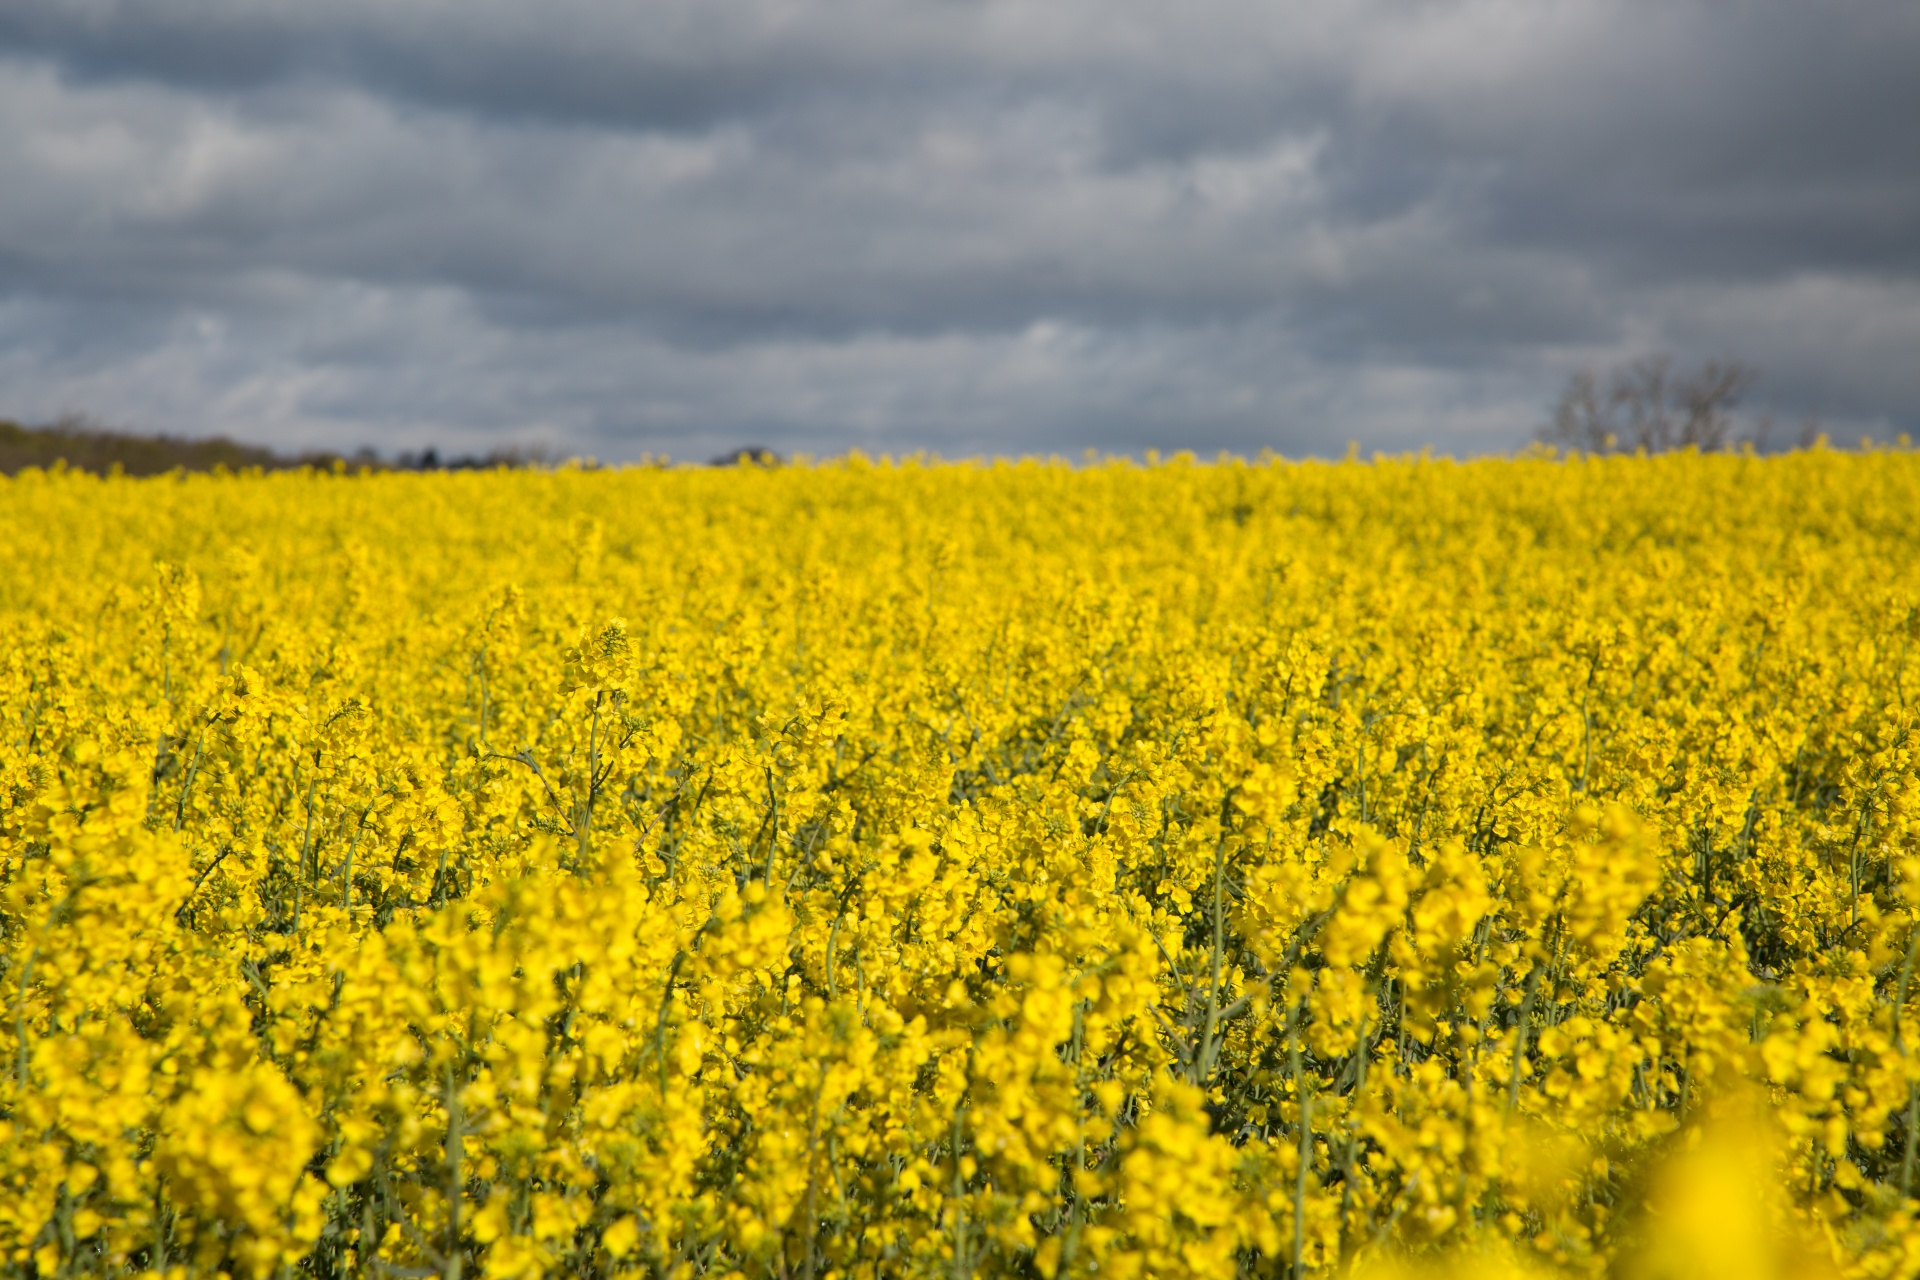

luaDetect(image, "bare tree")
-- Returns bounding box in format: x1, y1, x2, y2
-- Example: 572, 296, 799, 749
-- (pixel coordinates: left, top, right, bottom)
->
1541, 355, 1757, 452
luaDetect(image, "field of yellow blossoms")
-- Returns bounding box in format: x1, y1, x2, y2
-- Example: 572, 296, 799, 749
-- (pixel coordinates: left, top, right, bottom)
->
2, 448, 1918, 1279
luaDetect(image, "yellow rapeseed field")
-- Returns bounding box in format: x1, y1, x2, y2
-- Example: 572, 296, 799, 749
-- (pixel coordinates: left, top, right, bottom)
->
1, 449, 1917, 1279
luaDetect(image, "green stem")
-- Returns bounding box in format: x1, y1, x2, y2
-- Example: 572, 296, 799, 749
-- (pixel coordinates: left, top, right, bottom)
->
1506, 965, 1542, 1112
1903, 1083, 1919, 1199
1291, 997, 1312, 1278
444, 1062, 464, 1280
293, 774, 318, 934
172, 729, 205, 831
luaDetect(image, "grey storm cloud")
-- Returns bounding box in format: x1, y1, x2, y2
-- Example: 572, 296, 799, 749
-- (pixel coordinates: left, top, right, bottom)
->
0, 0, 1916, 459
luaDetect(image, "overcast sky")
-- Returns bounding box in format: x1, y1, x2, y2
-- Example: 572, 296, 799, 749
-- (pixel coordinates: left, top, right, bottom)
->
2, 0, 1917, 461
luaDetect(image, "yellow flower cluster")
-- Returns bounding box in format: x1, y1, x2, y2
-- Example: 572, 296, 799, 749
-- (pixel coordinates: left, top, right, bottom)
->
1, 447, 1917, 1278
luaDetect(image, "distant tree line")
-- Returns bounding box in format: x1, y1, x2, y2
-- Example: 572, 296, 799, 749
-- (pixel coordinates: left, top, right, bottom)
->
0, 415, 550, 478
6, 374, 1834, 477
708, 445, 783, 467
1538, 355, 1822, 453
388, 444, 558, 472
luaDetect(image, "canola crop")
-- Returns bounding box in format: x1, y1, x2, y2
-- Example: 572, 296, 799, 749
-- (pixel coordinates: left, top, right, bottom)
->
1, 450, 1918, 1279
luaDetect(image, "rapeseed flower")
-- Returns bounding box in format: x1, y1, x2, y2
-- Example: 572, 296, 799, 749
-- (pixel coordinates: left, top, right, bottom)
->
0, 448, 1915, 1276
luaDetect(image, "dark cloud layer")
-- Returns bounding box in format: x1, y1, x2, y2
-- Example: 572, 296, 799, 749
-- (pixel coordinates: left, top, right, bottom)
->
2, 0, 1915, 459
